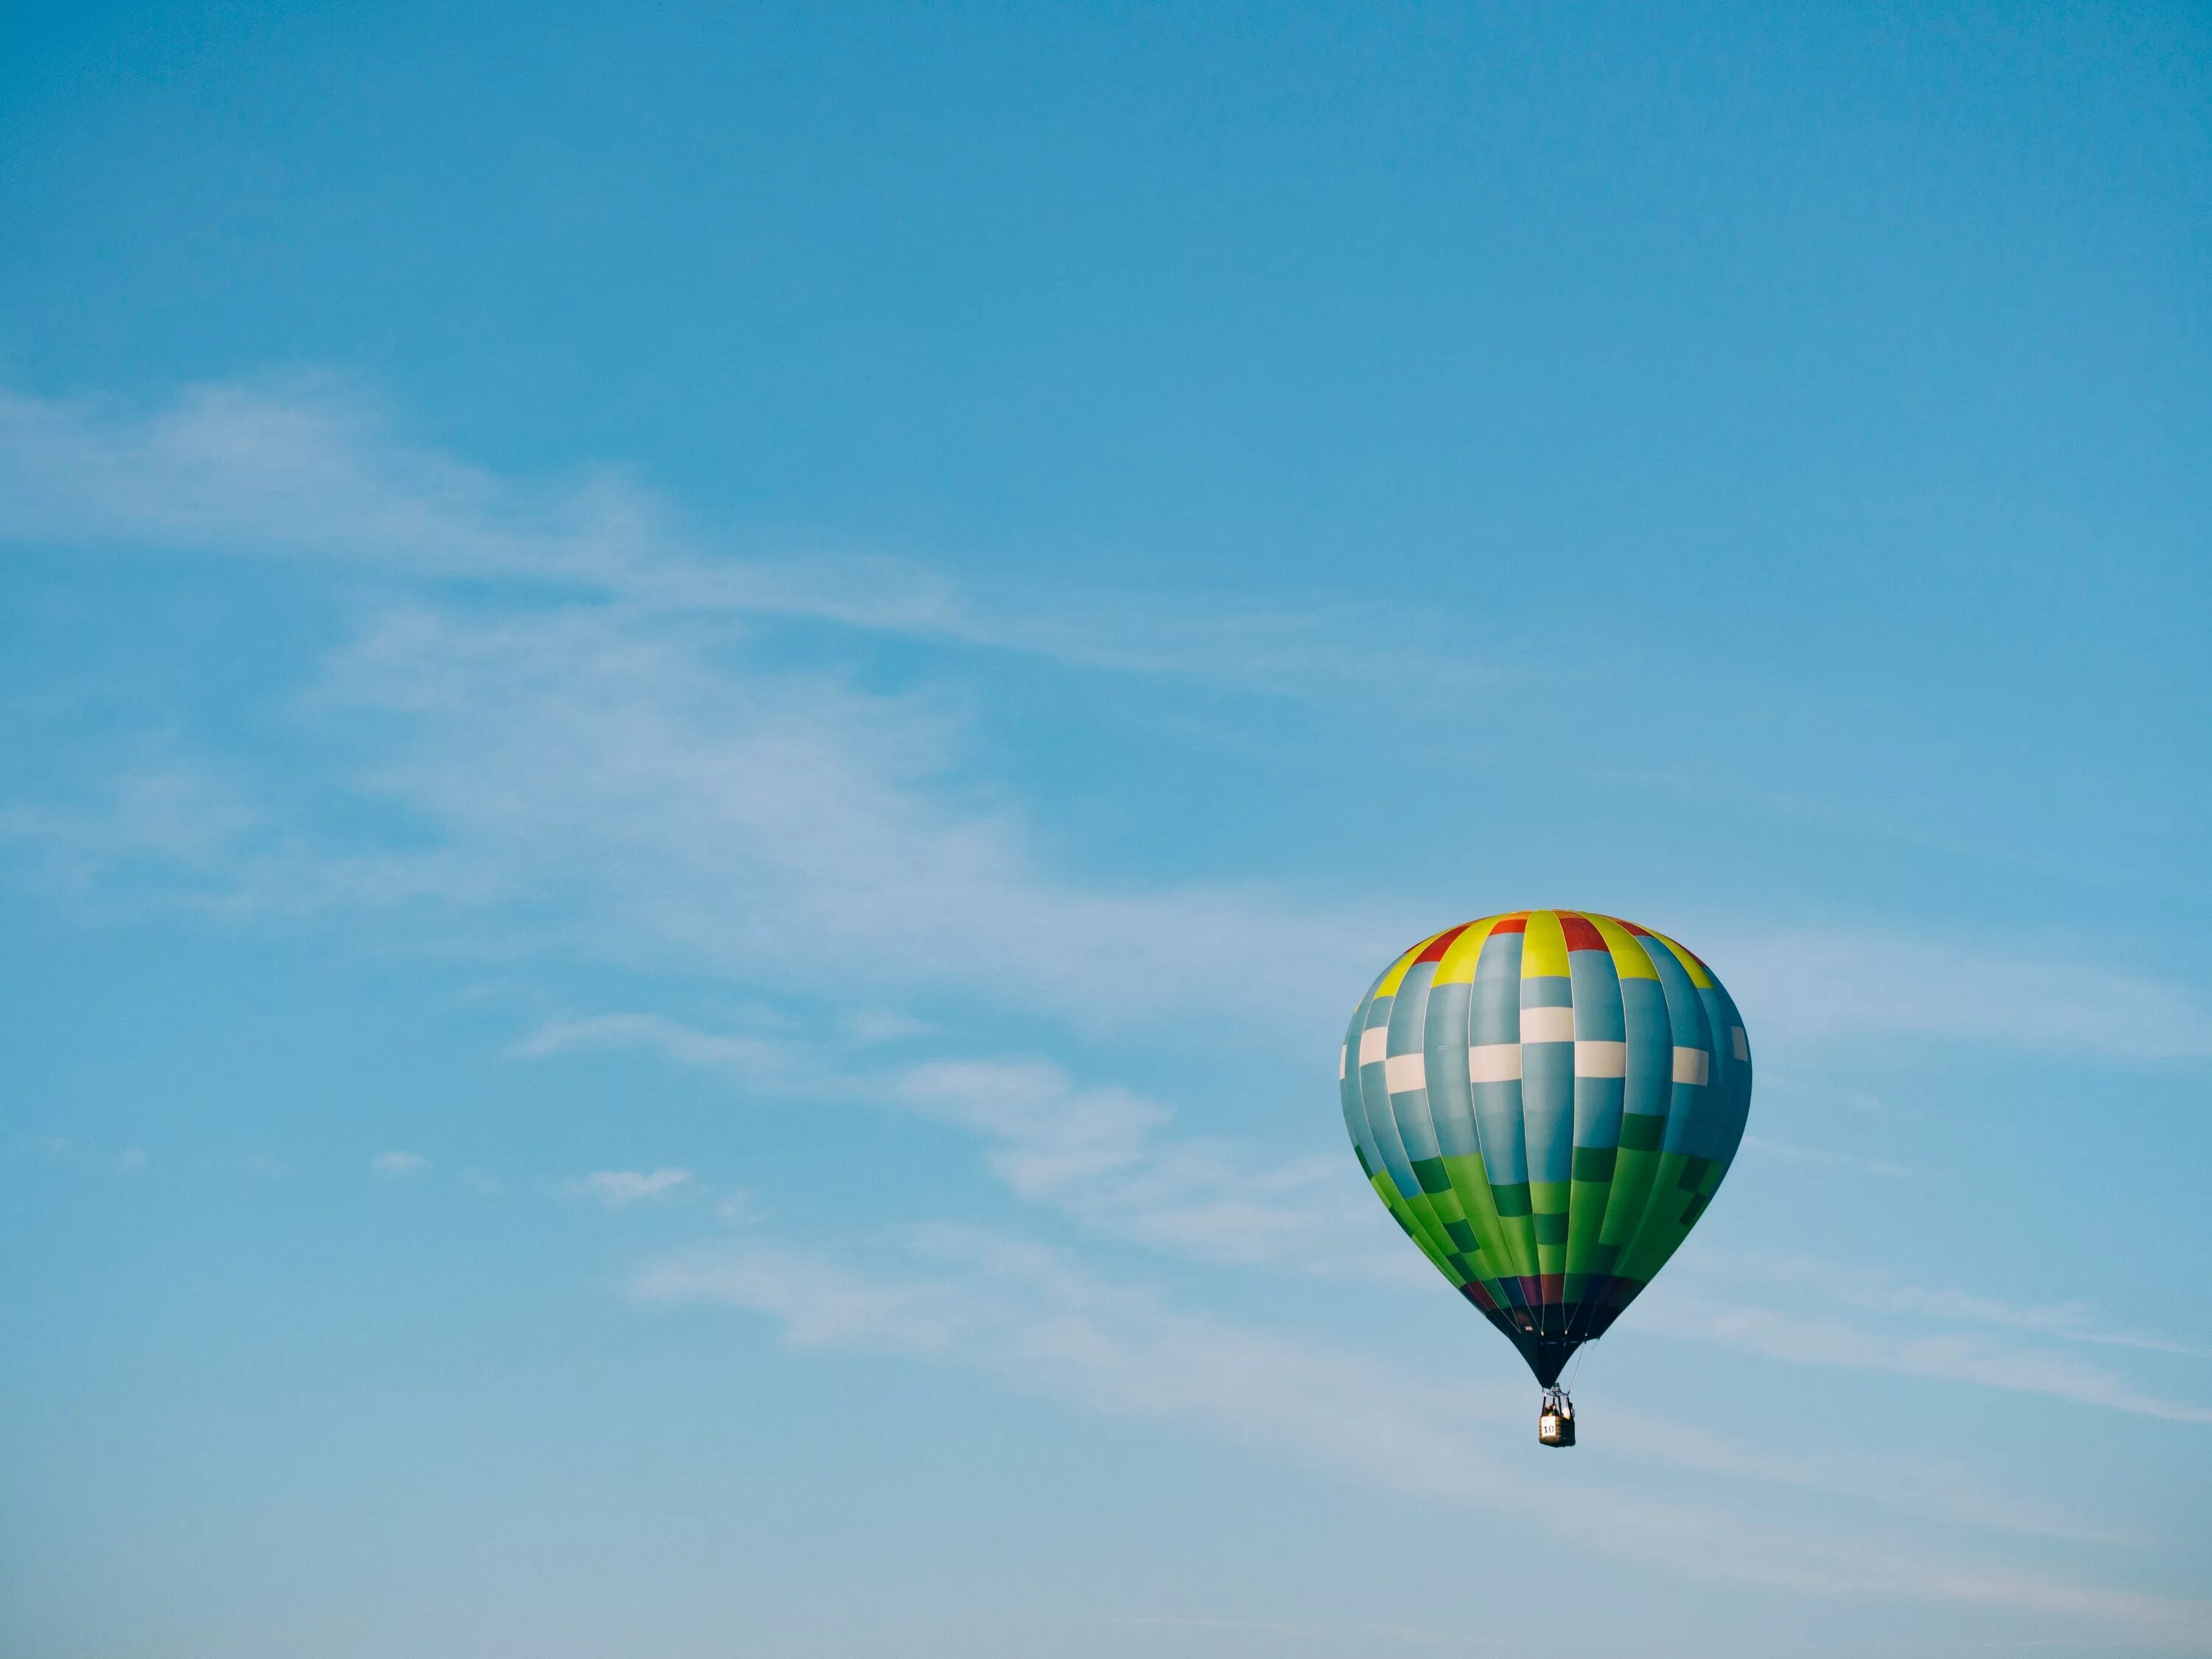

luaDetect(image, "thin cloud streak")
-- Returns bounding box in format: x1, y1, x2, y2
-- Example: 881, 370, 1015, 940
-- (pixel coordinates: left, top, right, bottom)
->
540, 1008, 2209, 1430
6, 379, 2212, 1062
567, 1168, 697, 1209
633, 1229, 2211, 1646
0, 379, 1479, 693
1691, 1256, 2211, 1361
517, 1012, 1416, 1284
1646, 1291, 2212, 1425
1713, 927, 2212, 1060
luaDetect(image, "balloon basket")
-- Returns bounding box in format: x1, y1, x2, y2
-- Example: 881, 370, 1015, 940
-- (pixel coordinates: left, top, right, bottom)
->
1537, 1388, 1576, 1448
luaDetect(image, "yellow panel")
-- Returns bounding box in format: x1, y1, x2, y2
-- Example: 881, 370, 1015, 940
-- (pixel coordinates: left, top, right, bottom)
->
1647, 930, 1715, 988
1590, 913, 1660, 979
1520, 909, 1570, 978
1431, 914, 1505, 985
1374, 934, 1441, 998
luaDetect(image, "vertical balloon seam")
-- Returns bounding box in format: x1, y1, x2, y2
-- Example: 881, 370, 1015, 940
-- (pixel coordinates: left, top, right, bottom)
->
1414, 930, 1485, 1304
1357, 978, 1465, 1283
1340, 987, 1385, 1190
1430, 915, 1517, 1319
1522, 909, 1576, 1337
1346, 979, 1436, 1279
1384, 958, 1470, 1287
1588, 912, 1669, 1335
1610, 927, 1701, 1318
1561, 911, 1626, 1342
1471, 917, 1540, 1315
1654, 931, 1736, 1261
1621, 932, 1723, 1304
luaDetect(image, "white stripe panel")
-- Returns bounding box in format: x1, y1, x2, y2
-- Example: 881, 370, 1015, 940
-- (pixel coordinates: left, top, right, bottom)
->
1520, 1005, 1576, 1043
1384, 1051, 1428, 1094
1358, 1026, 1388, 1065
1339, 1045, 1347, 1081
1574, 1040, 1627, 1078
1467, 1043, 1523, 1083
1731, 1026, 1750, 1062
1672, 1046, 1711, 1085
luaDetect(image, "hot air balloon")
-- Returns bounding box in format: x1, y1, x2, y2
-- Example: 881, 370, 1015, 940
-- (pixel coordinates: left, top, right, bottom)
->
1340, 911, 1751, 1446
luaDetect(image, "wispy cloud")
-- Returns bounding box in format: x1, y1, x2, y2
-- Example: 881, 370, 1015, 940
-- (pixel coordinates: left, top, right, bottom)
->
567, 1168, 697, 1210
517, 1013, 803, 1081
633, 1228, 2211, 1646
0, 378, 1478, 692
369, 1150, 430, 1178
538, 1005, 2212, 1436
1646, 1290, 2212, 1425
0, 596, 1391, 1037
517, 1014, 1410, 1281
1712, 927, 2212, 1060
1695, 1255, 2210, 1360
9, 378, 2212, 1065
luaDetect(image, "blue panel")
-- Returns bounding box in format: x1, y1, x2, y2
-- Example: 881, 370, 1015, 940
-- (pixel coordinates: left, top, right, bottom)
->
1469, 931, 1522, 1045
1683, 980, 1753, 1166
1566, 950, 1625, 1040
1385, 961, 1443, 1163
1520, 973, 1574, 1009
1520, 973, 1576, 1186
1420, 979, 1481, 1159
1568, 950, 1625, 1149
1644, 945, 1714, 1158
1619, 976, 1672, 1123
1355, 995, 1422, 1198
1340, 995, 1381, 1170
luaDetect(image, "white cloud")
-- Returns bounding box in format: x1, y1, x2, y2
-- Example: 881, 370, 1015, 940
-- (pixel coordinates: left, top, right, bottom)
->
517, 1017, 1409, 1282
556, 1006, 2212, 1434
3, 597, 1385, 1039
567, 1168, 696, 1210
632, 1228, 2212, 1646
713, 1189, 760, 1225
1689, 1254, 2210, 1360
843, 1008, 935, 1045
1645, 1290, 2212, 1425
515, 1013, 802, 1080
0, 379, 1476, 693
1713, 926, 2212, 1060
8, 379, 2212, 1062
370, 1150, 430, 1178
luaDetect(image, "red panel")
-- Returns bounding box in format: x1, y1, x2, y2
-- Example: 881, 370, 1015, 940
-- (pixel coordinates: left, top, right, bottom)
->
1558, 914, 1606, 953
1488, 914, 1528, 934
1618, 918, 1651, 936
1414, 922, 1472, 964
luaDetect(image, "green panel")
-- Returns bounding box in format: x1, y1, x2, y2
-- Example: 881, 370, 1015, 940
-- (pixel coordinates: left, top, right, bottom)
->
1562, 1175, 1612, 1281
1571, 1145, 1618, 1183
1440, 1153, 1519, 1290
1598, 1145, 1662, 1249
1619, 1112, 1666, 1152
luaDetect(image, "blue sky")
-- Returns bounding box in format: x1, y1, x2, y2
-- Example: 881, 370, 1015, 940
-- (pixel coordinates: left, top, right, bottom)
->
2, 3, 2209, 1654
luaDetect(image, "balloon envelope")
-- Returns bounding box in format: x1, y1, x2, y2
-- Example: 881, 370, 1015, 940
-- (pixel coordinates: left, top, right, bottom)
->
1340, 911, 1752, 1386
